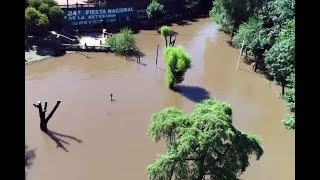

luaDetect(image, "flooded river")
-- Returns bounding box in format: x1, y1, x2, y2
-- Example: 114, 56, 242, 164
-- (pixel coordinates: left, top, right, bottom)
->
25, 18, 294, 180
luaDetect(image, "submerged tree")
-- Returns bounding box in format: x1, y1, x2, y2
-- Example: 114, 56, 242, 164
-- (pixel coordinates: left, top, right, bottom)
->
164, 45, 191, 89
160, 26, 177, 47
107, 27, 137, 57
160, 26, 170, 47
147, 99, 263, 180
265, 20, 295, 95
282, 73, 295, 130
182, 0, 200, 15
232, 17, 269, 71
146, 0, 165, 30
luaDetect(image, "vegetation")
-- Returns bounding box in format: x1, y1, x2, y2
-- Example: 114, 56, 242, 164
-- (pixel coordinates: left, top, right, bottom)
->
48, 5, 65, 29
211, 0, 295, 129
106, 28, 137, 56
147, 99, 263, 180
164, 46, 192, 89
160, 26, 171, 47
183, 0, 200, 14
25, 0, 64, 35
25, 6, 49, 35
146, 0, 165, 30
282, 73, 295, 130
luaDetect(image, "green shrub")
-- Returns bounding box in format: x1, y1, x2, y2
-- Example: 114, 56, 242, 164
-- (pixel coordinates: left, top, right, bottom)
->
48, 5, 64, 29
106, 28, 136, 56
164, 45, 191, 88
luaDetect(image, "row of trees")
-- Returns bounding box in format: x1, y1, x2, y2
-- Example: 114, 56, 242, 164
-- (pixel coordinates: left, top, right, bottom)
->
25, 0, 65, 36
147, 99, 263, 180
210, 0, 295, 130
146, 0, 202, 30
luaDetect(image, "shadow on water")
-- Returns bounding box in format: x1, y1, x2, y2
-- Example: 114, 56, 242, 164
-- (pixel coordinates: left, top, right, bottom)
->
25, 145, 36, 178
173, 85, 211, 103
45, 129, 82, 152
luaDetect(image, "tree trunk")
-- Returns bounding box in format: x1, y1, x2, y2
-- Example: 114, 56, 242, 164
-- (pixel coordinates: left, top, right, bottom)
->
281, 84, 285, 96
169, 35, 172, 46
196, 156, 205, 180
155, 18, 158, 30
254, 55, 258, 72
40, 121, 48, 132
165, 36, 168, 47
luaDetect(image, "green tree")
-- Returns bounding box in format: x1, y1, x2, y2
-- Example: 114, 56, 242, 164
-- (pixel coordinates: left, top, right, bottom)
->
146, 0, 165, 30
160, 25, 170, 47
232, 16, 269, 71
107, 27, 137, 56
264, 21, 295, 95
147, 99, 263, 180
282, 73, 295, 130
25, 7, 49, 35
164, 46, 191, 89
28, 0, 42, 9
48, 5, 65, 29
183, 0, 200, 15
38, 3, 49, 15
210, 0, 265, 35
42, 0, 58, 7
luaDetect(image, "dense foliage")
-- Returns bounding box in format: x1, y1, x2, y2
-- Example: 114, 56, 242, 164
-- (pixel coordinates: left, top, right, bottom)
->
107, 28, 137, 56
147, 99, 263, 180
146, 0, 165, 29
282, 73, 295, 130
25, 0, 64, 35
164, 46, 191, 88
183, 0, 200, 14
211, 0, 295, 129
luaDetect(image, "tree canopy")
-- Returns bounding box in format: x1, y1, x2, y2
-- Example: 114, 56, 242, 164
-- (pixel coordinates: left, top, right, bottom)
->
147, 99, 263, 180
107, 27, 137, 56
26, 0, 64, 35
164, 45, 192, 89
146, 0, 165, 29
282, 73, 295, 130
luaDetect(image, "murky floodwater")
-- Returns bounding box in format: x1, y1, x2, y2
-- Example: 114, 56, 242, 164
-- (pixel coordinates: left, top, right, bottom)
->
25, 18, 294, 180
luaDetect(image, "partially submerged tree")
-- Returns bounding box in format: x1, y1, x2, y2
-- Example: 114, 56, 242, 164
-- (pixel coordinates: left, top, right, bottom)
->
146, 0, 165, 30
164, 45, 191, 89
182, 0, 200, 15
232, 17, 269, 71
33, 100, 61, 132
264, 20, 295, 95
147, 99, 263, 180
160, 26, 170, 47
160, 26, 177, 47
107, 27, 137, 58
282, 73, 295, 130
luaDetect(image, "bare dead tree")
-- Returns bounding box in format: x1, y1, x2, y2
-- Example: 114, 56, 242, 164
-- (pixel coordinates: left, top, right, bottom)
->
33, 100, 61, 132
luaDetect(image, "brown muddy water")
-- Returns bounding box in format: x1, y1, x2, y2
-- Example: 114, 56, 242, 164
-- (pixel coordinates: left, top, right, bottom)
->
25, 18, 294, 180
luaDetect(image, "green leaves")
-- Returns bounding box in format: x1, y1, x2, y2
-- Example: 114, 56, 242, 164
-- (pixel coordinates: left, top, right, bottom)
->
146, 0, 165, 20
164, 46, 192, 88
147, 99, 263, 179
106, 28, 137, 56
160, 26, 170, 37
